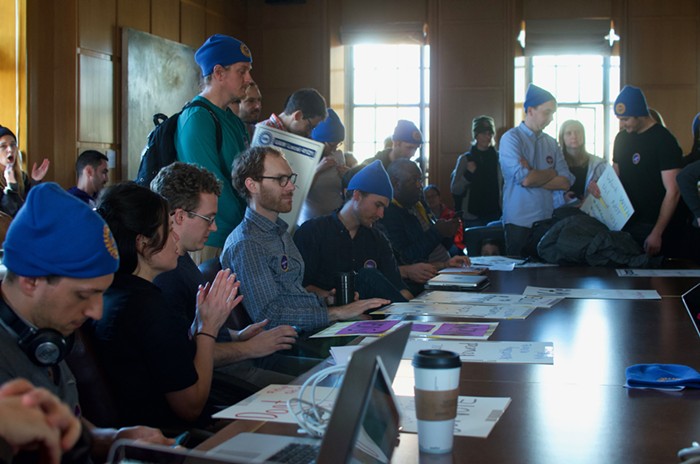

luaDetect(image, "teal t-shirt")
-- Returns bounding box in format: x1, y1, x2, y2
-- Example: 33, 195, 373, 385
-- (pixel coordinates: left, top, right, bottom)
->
175, 96, 248, 248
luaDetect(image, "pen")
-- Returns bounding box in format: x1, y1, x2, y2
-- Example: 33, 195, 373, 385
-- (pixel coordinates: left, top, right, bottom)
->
172, 431, 190, 448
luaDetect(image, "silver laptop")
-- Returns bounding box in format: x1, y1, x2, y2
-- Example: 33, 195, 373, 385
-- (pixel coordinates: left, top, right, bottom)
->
682, 282, 700, 338
208, 324, 410, 464
424, 273, 490, 291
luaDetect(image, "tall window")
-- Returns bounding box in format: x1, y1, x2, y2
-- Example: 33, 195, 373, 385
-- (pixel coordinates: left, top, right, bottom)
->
347, 44, 430, 173
515, 55, 620, 161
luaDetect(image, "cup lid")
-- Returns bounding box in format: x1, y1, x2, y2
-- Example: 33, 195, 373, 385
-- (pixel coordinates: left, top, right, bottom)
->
412, 349, 461, 369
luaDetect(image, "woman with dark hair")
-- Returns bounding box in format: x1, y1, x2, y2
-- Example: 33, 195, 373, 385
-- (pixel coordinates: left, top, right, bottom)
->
0, 126, 50, 217
92, 182, 241, 429
554, 120, 606, 209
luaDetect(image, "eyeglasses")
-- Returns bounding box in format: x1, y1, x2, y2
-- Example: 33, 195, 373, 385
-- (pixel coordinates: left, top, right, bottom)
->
256, 173, 298, 187
185, 210, 216, 225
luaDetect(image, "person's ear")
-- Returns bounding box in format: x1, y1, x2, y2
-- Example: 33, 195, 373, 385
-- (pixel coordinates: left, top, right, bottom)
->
291, 110, 304, 122
244, 177, 259, 195
172, 209, 186, 225
17, 276, 40, 297
83, 165, 94, 180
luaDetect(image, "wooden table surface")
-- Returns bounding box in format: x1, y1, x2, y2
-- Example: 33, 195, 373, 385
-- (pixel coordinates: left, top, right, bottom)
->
201, 266, 700, 463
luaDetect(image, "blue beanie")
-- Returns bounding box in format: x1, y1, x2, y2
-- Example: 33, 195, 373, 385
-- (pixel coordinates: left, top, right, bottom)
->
4, 183, 119, 278
614, 85, 649, 117
692, 112, 700, 137
523, 84, 556, 112
195, 34, 252, 77
311, 109, 345, 143
392, 120, 423, 145
626, 364, 700, 390
348, 160, 393, 200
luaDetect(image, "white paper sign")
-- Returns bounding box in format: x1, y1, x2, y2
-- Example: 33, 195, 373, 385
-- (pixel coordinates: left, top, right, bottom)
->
616, 269, 700, 277
402, 338, 554, 364
373, 302, 536, 319
523, 286, 660, 299
212, 384, 511, 438
252, 124, 324, 230
414, 291, 563, 308
580, 165, 634, 231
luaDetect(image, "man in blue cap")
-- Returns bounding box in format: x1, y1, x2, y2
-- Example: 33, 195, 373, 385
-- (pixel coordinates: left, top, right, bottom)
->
295, 160, 412, 302
222, 146, 389, 332
0, 183, 172, 460
175, 34, 254, 265
607, 85, 682, 256
297, 108, 349, 225
499, 83, 574, 257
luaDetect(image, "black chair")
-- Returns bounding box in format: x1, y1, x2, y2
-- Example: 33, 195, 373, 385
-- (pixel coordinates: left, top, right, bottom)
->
462, 224, 505, 256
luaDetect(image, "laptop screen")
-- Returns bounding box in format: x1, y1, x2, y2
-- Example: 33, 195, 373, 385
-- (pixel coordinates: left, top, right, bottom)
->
682, 282, 700, 338
351, 358, 401, 464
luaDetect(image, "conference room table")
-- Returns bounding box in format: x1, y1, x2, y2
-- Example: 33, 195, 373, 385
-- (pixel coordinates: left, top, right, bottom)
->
200, 265, 700, 463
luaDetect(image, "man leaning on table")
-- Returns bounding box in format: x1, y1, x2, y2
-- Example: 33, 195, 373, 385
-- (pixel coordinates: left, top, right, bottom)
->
220, 146, 389, 332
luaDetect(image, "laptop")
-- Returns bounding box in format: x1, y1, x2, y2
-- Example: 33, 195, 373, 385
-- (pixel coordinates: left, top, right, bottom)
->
424, 273, 490, 291
208, 325, 410, 464
108, 439, 246, 464
682, 282, 700, 338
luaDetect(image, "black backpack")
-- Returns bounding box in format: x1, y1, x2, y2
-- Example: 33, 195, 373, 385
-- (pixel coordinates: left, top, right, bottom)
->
134, 100, 222, 186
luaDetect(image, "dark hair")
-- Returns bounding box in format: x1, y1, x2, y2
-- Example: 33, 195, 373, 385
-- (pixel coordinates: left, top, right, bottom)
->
150, 162, 222, 212
96, 182, 170, 274
283, 88, 327, 120
423, 184, 440, 196
75, 150, 108, 179
387, 158, 420, 183
231, 146, 285, 201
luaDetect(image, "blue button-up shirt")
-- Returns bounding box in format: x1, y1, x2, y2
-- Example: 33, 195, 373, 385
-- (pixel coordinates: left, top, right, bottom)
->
499, 122, 574, 228
221, 208, 329, 331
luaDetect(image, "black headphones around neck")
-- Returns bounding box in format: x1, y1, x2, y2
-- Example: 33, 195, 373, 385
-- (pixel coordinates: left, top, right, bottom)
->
0, 300, 74, 367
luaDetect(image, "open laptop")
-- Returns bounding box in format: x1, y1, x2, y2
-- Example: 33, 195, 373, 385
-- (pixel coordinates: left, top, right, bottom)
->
424, 273, 490, 291
682, 282, 700, 338
207, 324, 410, 464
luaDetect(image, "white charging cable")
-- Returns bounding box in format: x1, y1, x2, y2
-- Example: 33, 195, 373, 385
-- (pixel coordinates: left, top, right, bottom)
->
287, 365, 346, 437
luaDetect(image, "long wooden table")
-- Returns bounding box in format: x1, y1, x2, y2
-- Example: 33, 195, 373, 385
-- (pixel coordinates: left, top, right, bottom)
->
201, 266, 700, 463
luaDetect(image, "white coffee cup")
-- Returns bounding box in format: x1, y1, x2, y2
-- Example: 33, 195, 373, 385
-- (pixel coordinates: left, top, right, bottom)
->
412, 349, 461, 454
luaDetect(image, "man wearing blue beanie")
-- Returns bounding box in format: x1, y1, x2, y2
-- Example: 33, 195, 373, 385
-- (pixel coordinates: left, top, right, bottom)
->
499, 83, 574, 257
0, 183, 173, 459
297, 109, 348, 225
175, 34, 254, 265
295, 160, 412, 302
606, 85, 682, 256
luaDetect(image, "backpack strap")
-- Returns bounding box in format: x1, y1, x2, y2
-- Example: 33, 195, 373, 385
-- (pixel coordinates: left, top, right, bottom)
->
183, 100, 230, 182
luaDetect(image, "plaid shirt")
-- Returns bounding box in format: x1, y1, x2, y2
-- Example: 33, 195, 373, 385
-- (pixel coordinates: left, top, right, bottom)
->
221, 208, 329, 331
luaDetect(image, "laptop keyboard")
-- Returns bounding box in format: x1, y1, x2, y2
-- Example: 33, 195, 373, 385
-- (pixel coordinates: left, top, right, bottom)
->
268, 443, 320, 464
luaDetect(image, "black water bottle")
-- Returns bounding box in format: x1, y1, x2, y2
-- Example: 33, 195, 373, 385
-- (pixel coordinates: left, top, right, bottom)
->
335, 271, 356, 306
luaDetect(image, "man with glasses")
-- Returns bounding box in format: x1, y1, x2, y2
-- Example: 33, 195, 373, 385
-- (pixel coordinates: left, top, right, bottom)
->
151, 162, 298, 390
229, 82, 263, 142
259, 88, 327, 138
222, 146, 389, 332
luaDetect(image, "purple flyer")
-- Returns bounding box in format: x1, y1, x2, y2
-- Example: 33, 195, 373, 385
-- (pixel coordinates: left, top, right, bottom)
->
336, 320, 401, 335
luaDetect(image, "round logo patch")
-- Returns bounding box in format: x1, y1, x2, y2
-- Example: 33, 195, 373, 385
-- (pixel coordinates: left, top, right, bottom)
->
364, 259, 377, 269
258, 131, 272, 145
632, 153, 641, 165
103, 224, 119, 260
280, 255, 289, 272
615, 102, 626, 115
240, 43, 252, 59
546, 156, 554, 165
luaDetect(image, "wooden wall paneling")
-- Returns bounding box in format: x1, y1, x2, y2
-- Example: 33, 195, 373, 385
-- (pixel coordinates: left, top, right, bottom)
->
52, 0, 79, 187
117, 0, 150, 37
181, 1, 207, 49
643, 86, 698, 150
78, 54, 115, 144
629, 0, 698, 18
0, 0, 18, 133
205, 0, 246, 37
151, 0, 180, 41
78, 0, 116, 54
524, 0, 611, 19
438, 21, 505, 88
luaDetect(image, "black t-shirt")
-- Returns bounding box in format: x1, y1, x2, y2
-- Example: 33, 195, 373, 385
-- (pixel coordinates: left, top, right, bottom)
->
613, 124, 682, 224
91, 272, 198, 428
569, 163, 589, 199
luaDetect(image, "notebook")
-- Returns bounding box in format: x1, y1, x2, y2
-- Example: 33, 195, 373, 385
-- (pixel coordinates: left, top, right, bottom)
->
682, 282, 700, 338
424, 273, 490, 291
207, 324, 410, 464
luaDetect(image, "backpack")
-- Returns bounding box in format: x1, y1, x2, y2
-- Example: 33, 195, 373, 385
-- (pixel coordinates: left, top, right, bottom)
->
134, 100, 222, 187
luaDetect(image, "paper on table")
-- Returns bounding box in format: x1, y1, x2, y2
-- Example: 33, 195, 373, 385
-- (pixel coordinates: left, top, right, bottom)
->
616, 269, 700, 277
311, 320, 498, 340
373, 302, 536, 319
401, 338, 554, 364
523, 286, 660, 300
414, 291, 563, 308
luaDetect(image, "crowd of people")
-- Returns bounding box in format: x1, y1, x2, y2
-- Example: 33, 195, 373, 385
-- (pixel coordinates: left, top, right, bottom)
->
2, 31, 700, 462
